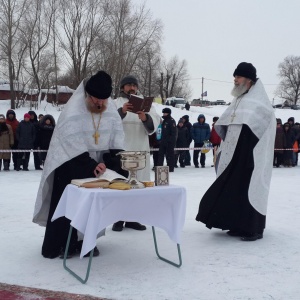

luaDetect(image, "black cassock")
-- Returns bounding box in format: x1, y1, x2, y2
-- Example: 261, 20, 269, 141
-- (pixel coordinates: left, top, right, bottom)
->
42, 150, 127, 259
196, 125, 266, 234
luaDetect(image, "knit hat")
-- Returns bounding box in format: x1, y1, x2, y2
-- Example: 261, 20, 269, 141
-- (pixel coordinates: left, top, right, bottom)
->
288, 117, 295, 124
162, 107, 171, 114
233, 62, 257, 82
0, 114, 5, 120
120, 75, 138, 88
213, 116, 219, 122
85, 70, 112, 99
178, 118, 184, 124
24, 113, 31, 119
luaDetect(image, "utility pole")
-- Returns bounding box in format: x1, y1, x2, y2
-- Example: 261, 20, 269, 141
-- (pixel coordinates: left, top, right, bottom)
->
201, 77, 204, 104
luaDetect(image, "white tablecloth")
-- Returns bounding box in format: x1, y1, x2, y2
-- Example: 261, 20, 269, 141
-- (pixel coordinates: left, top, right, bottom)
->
52, 184, 186, 258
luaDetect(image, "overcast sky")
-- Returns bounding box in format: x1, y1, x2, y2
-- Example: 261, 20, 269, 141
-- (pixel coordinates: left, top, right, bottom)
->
132, 0, 300, 103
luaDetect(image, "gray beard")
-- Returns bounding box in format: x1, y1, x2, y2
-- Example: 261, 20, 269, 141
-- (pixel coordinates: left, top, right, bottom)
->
85, 98, 107, 113
231, 83, 248, 98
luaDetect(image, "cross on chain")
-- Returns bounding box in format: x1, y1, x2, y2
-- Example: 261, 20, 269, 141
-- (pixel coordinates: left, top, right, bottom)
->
93, 132, 100, 144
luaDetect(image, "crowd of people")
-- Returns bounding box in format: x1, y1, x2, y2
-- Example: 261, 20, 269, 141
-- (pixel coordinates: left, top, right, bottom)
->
0, 110, 55, 171
149, 110, 221, 171
274, 117, 300, 167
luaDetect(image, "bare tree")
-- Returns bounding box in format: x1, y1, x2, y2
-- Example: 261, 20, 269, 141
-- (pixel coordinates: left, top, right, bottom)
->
133, 43, 161, 97
57, 0, 110, 86
21, 0, 55, 91
276, 55, 300, 105
0, 0, 29, 108
96, 0, 162, 97
159, 56, 192, 102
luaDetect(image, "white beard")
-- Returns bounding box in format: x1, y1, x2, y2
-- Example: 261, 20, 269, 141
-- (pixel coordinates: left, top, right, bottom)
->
231, 83, 248, 97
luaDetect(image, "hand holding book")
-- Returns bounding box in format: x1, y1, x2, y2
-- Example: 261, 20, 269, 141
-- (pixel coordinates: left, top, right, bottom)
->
127, 95, 154, 114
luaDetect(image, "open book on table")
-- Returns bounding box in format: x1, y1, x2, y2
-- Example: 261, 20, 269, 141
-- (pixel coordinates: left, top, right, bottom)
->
128, 95, 154, 113
71, 168, 127, 188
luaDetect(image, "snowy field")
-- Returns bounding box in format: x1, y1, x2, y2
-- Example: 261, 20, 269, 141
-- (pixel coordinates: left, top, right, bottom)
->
0, 99, 299, 300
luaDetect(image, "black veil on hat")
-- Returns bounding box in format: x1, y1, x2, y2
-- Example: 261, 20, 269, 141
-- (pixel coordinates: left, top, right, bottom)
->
233, 62, 257, 82
85, 70, 112, 99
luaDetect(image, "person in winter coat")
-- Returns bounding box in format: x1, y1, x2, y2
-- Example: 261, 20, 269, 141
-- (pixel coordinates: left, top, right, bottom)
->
38, 114, 56, 165
273, 118, 285, 167
149, 119, 162, 170
175, 118, 190, 167
5, 109, 19, 170
210, 116, 222, 167
0, 114, 14, 171
185, 102, 190, 111
294, 122, 300, 166
181, 115, 192, 165
282, 122, 295, 167
190, 114, 210, 168
28, 111, 42, 170
157, 108, 177, 172
16, 113, 36, 171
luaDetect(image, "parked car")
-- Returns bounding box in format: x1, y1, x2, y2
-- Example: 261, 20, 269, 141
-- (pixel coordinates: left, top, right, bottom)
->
216, 100, 226, 105
291, 104, 300, 110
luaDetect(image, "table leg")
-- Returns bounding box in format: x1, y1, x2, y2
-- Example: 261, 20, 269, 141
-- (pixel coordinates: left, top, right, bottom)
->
151, 226, 182, 267
63, 226, 94, 284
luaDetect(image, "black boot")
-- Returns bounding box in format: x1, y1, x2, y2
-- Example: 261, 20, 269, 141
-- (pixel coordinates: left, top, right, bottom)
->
112, 221, 124, 231
15, 158, 22, 171
3, 160, 10, 171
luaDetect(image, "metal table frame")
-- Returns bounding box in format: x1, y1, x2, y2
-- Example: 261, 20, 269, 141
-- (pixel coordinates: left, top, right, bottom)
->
63, 225, 182, 284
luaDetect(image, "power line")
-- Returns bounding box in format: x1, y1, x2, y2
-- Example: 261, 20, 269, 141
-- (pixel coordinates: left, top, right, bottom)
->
188, 77, 278, 86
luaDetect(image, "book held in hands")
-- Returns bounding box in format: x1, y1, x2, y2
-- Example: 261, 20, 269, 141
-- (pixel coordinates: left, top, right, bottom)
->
128, 95, 154, 113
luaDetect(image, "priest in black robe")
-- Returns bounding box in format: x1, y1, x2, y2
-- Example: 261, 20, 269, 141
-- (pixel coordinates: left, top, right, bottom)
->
196, 62, 276, 241
33, 71, 126, 258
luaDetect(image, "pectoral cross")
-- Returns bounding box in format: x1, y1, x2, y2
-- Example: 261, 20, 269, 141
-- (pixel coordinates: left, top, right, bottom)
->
231, 113, 236, 122
93, 132, 100, 144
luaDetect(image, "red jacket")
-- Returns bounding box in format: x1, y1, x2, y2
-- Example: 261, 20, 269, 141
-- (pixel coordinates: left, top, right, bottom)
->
209, 123, 221, 145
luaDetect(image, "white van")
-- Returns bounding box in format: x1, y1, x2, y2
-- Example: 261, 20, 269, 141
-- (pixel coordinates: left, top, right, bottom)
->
165, 97, 186, 109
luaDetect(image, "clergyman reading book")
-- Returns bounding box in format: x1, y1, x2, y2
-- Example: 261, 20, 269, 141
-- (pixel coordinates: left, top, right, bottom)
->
128, 95, 154, 113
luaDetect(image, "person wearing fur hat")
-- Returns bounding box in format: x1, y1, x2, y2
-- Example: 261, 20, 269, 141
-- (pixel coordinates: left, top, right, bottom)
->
157, 107, 177, 171
190, 114, 210, 168
0, 114, 14, 171
5, 109, 19, 169
33, 70, 126, 259
112, 75, 161, 232
196, 62, 276, 241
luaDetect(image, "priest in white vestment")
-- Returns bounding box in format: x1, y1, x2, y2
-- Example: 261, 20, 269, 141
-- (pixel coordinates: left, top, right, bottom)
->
33, 71, 126, 258
196, 62, 276, 241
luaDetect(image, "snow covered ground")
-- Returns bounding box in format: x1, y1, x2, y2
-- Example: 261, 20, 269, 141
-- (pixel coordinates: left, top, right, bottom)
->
0, 99, 299, 300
